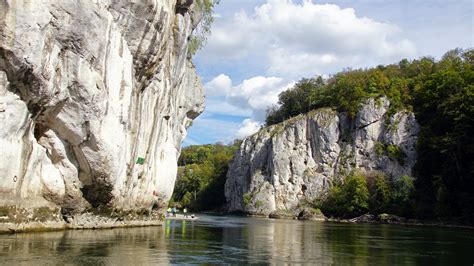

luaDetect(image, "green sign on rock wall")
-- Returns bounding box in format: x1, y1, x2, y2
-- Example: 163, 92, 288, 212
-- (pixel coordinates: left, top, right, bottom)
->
136, 157, 145, 165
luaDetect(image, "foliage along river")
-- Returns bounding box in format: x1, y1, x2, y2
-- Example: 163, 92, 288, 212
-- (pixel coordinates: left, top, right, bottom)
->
0, 214, 472, 264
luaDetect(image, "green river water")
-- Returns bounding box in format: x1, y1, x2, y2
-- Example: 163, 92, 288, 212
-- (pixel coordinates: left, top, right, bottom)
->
0, 215, 473, 265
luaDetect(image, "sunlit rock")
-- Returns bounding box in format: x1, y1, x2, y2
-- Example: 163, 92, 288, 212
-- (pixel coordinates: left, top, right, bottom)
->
225, 97, 419, 215
0, 0, 204, 231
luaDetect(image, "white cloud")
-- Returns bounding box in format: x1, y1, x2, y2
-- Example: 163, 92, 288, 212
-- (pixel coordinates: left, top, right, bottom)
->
204, 74, 232, 97
198, 0, 416, 78
267, 49, 340, 78
198, 74, 295, 140
235, 119, 262, 139
206, 74, 295, 122
203, 10, 258, 60
189, 0, 471, 145
228, 76, 293, 115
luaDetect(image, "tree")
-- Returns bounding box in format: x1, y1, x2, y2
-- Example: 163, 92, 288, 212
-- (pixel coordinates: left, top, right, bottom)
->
412, 49, 474, 221
172, 142, 240, 211
188, 0, 220, 57
264, 48, 473, 222
265, 77, 326, 125
344, 171, 370, 216
391, 175, 414, 217
368, 174, 391, 213
321, 171, 369, 218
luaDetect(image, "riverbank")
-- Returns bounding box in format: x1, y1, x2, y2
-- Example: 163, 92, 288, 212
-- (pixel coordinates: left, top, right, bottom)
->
0, 220, 165, 234
0, 210, 165, 234
1, 213, 204, 234
325, 216, 474, 230
166, 214, 199, 221
3, 211, 472, 234
265, 212, 474, 230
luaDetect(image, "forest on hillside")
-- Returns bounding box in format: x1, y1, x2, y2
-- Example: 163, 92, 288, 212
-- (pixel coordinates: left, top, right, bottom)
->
171, 141, 240, 211
266, 48, 473, 222
175, 49, 473, 223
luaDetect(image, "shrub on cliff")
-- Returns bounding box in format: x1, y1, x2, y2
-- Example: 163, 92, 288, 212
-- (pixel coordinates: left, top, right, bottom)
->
188, 0, 220, 57
321, 171, 369, 218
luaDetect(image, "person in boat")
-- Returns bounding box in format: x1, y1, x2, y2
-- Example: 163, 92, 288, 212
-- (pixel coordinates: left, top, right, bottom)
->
183, 207, 188, 218
172, 207, 176, 217
166, 207, 171, 217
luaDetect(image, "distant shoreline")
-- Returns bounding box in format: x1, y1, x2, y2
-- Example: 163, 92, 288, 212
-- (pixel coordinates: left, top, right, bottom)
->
165, 214, 199, 221
224, 211, 474, 230
2, 212, 472, 234
323, 217, 474, 230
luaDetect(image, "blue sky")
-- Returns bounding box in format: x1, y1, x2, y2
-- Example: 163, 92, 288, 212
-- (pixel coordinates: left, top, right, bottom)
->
184, 0, 473, 146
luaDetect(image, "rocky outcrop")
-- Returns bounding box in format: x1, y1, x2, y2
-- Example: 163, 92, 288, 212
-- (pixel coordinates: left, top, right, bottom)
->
0, 0, 204, 232
225, 98, 419, 215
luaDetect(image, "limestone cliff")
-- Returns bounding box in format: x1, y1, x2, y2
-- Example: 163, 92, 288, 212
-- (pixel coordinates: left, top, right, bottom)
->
225, 98, 419, 216
0, 0, 204, 231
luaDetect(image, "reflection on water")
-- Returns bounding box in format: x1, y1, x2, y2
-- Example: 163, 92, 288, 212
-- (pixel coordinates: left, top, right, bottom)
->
0, 215, 473, 264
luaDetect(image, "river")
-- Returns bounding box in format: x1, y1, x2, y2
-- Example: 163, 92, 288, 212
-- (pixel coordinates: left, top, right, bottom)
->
0, 215, 473, 264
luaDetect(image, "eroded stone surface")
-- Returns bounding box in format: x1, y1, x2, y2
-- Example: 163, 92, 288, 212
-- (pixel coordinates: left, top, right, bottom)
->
225, 98, 419, 215
0, 0, 204, 230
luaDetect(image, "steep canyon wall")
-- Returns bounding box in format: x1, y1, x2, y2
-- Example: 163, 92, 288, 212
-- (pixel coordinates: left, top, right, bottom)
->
225, 98, 419, 216
0, 0, 204, 231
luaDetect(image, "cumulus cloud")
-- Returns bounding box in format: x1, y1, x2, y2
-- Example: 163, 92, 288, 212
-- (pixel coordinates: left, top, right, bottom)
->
199, 0, 416, 78
200, 74, 295, 140
189, 0, 421, 144
205, 74, 294, 122
186, 0, 472, 145
235, 119, 261, 139
228, 76, 294, 119
204, 74, 232, 97
204, 10, 258, 60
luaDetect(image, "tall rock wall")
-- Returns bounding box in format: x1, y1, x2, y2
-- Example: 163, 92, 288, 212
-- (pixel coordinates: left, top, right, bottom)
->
0, 0, 204, 231
225, 98, 419, 215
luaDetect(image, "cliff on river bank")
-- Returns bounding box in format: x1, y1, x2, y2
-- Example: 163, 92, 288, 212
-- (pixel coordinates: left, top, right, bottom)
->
0, 0, 204, 232
225, 97, 418, 217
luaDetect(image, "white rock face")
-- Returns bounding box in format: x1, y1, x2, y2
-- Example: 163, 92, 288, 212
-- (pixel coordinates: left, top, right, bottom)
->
0, 0, 204, 228
225, 98, 419, 215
